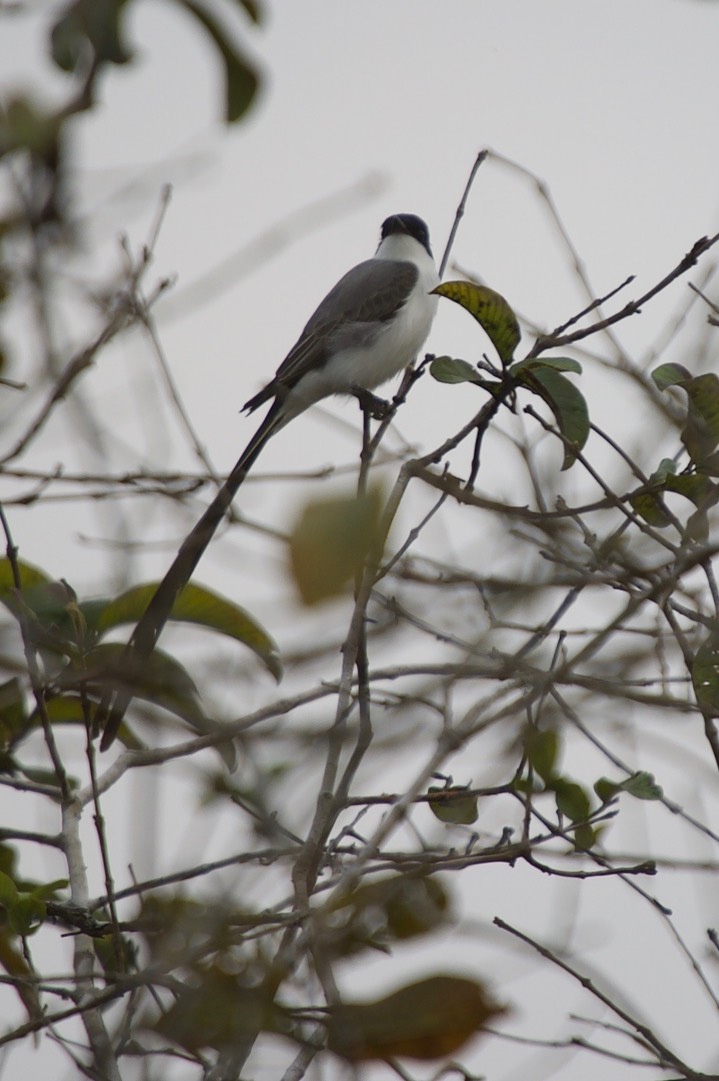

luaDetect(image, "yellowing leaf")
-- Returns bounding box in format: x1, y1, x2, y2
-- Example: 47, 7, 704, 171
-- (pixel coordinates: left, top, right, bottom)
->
326, 975, 505, 1062
433, 281, 521, 363
289, 488, 383, 605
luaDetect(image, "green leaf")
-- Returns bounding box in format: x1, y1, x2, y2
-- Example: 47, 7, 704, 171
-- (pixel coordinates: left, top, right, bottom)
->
651, 363, 692, 391
79, 642, 203, 726
323, 875, 450, 957
18, 766, 72, 790
553, 778, 591, 823
572, 823, 596, 851
154, 967, 283, 1052
50, 0, 133, 72
289, 487, 383, 605
629, 460, 676, 526
692, 631, 719, 715
0, 870, 19, 909
523, 726, 560, 783
653, 366, 719, 465
595, 771, 663, 803
90, 582, 281, 682
630, 489, 672, 527
8, 895, 45, 937
427, 786, 478, 825
682, 374, 719, 462
594, 777, 621, 805
684, 506, 709, 543
0, 557, 52, 601
0, 678, 28, 752
82, 645, 235, 765
0, 97, 59, 158
429, 356, 483, 385
665, 472, 718, 508
512, 356, 582, 375
175, 0, 260, 122
622, 771, 663, 800
516, 366, 590, 469
433, 281, 521, 363
628, 458, 717, 528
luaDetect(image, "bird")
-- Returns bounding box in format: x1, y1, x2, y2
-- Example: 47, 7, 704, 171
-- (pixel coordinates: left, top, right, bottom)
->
97, 212, 439, 749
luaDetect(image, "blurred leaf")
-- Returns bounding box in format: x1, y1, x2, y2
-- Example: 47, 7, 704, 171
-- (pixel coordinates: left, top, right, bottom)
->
653, 366, 719, 465
433, 281, 520, 363
630, 490, 672, 527
326, 975, 506, 1062
684, 506, 709, 542
176, 0, 260, 122
621, 771, 663, 800
595, 771, 663, 803
628, 458, 719, 529
523, 726, 560, 783
0, 930, 40, 1022
78, 642, 203, 726
427, 786, 478, 824
232, 0, 263, 21
552, 778, 591, 823
0, 845, 17, 878
0, 569, 81, 658
572, 823, 596, 851
83, 645, 239, 770
0, 678, 28, 753
0, 557, 52, 602
94, 931, 136, 978
321, 874, 450, 957
429, 356, 484, 385
514, 365, 589, 469
8, 895, 45, 937
289, 487, 383, 605
140, 895, 250, 971
664, 471, 715, 506
0, 871, 19, 909
594, 777, 620, 805
50, 0, 133, 72
629, 458, 676, 526
154, 967, 283, 1052
682, 373, 719, 462
651, 363, 692, 391
0, 97, 60, 158
692, 631, 719, 716
90, 581, 281, 682
28, 879, 68, 902
17, 766, 73, 791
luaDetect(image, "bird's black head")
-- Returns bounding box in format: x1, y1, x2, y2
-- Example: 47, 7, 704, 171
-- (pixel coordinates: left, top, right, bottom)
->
381, 213, 433, 257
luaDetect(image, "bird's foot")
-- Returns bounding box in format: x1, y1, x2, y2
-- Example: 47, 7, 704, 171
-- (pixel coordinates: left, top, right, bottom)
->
351, 385, 392, 420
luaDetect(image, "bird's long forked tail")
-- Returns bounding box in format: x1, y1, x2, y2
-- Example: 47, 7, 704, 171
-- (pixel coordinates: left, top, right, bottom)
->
96, 404, 283, 750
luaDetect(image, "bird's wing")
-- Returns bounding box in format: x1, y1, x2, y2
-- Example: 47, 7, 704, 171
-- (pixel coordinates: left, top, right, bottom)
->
244, 258, 418, 413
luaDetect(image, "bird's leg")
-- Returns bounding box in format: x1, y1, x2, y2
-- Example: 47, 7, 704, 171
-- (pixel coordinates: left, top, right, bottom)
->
351, 385, 392, 420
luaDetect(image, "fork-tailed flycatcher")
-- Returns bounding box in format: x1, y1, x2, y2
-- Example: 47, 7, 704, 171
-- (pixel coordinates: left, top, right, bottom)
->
98, 213, 439, 748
